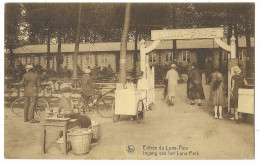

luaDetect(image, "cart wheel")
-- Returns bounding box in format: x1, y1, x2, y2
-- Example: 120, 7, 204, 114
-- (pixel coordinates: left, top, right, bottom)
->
136, 100, 144, 124
112, 100, 120, 122
11, 97, 24, 116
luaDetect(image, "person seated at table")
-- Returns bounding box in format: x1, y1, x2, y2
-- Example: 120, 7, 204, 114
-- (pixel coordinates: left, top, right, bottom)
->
80, 68, 101, 104
59, 87, 91, 128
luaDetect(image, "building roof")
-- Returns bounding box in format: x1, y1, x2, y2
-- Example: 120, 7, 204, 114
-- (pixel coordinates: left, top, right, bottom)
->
6, 37, 254, 55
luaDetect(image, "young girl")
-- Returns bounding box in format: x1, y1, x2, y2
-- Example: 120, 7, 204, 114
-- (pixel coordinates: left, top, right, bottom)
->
210, 70, 225, 119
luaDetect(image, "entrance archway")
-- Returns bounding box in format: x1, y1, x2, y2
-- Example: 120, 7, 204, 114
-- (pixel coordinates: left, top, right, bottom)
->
139, 27, 237, 111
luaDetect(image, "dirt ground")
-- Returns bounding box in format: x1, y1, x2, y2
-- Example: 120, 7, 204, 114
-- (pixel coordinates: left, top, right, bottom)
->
4, 83, 255, 159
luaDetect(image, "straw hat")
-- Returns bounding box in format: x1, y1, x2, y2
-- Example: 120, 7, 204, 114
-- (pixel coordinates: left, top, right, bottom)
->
83, 68, 91, 74
216, 73, 223, 80
232, 66, 241, 74
171, 64, 176, 68
25, 65, 33, 69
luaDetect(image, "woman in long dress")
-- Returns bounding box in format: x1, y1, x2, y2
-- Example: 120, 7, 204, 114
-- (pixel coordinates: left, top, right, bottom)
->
187, 65, 205, 106
165, 64, 179, 106
209, 70, 225, 119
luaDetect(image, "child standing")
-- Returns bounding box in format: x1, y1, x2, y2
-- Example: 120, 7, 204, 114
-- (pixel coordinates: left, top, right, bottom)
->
209, 70, 225, 119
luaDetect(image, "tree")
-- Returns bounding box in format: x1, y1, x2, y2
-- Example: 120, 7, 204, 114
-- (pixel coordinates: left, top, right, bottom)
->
5, 3, 22, 66
72, 4, 82, 79
119, 3, 131, 84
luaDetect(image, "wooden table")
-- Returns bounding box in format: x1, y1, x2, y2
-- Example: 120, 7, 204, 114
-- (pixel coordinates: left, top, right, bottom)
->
42, 118, 78, 155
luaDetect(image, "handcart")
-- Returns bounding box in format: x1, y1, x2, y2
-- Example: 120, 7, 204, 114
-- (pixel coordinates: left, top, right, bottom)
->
235, 87, 254, 122
112, 84, 146, 123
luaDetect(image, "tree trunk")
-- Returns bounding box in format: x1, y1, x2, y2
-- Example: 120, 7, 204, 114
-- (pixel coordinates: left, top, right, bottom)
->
170, 4, 177, 61
72, 4, 82, 79
46, 32, 51, 70
119, 3, 131, 84
172, 40, 177, 61
133, 26, 139, 83
245, 32, 251, 77
245, 5, 253, 77
226, 7, 232, 45
234, 23, 239, 59
57, 30, 62, 70
9, 48, 15, 67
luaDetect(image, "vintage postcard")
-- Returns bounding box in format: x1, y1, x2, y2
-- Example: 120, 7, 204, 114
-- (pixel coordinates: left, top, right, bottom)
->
2, 0, 256, 160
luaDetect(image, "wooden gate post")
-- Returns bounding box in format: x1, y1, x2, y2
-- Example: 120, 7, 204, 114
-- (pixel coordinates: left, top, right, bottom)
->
228, 35, 238, 113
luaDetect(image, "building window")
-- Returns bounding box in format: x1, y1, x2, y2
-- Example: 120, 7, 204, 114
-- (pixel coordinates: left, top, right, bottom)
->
52, 57, 55, 69
182, 51, 191, 63
66, 55, 69, 67
80, 54, 83, 69
25, 57, 28, 65
149, 52, 156, 63
166, 51, 173, 62
86, 53, 94, 63
239, 49, 247, 61
101, 54, 107, 64
31, 57, 35, 65
38, 57, 41, 65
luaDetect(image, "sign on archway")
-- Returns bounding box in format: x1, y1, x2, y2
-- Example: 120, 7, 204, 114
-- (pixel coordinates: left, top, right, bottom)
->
151, 27, 224, 40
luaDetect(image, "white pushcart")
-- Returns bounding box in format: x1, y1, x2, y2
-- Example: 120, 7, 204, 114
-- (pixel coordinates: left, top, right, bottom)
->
235, 87, 254, 122
112, 84, 146, 123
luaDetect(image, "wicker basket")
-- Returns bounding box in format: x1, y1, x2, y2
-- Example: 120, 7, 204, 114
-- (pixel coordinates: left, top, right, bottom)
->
91, 121, 100, 141
68, 128, 92, 155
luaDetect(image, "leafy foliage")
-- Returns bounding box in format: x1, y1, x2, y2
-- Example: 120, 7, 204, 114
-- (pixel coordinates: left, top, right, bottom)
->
5, 3, 23, 51
5, 3, 255, 49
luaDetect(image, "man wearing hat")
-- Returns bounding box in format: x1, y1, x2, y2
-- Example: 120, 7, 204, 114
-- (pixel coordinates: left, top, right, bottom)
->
19, 65, 41, 123
165, 64, 180, 106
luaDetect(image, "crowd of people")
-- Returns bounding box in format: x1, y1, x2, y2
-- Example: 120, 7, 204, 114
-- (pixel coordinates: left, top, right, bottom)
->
17, 65, 100, 127
164, 62, 248, 121
16, 58, 248, 124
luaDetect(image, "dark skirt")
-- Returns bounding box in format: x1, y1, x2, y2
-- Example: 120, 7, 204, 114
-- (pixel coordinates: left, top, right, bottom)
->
230, 98, 238, 109
189, 83, 205, 100
69, 113, 91, 128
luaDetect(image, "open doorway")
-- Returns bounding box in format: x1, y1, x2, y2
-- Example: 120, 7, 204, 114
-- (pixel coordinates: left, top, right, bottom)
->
197, 53, 207, 70
197, 50, 212, 70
